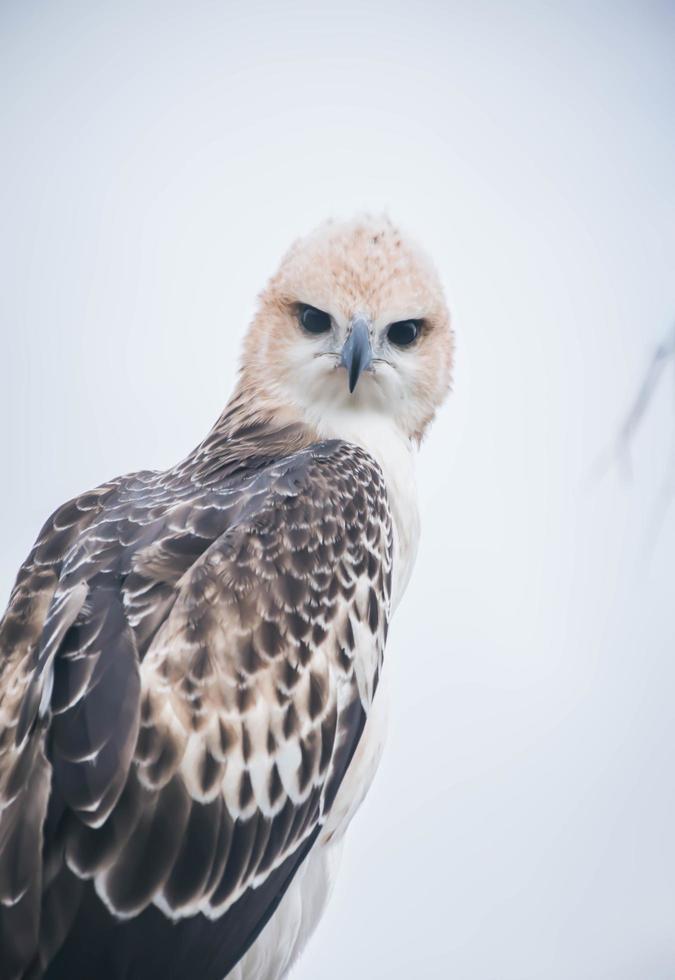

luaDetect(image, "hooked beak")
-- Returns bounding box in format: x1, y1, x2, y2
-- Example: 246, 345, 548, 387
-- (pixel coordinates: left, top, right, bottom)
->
340, 317, 373, 393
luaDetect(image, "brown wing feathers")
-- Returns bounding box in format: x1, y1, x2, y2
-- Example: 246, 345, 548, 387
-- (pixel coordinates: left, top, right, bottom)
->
0, 440, 392, 979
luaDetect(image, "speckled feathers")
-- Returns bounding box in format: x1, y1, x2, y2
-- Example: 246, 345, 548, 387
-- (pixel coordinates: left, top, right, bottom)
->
0, 436, 391, 979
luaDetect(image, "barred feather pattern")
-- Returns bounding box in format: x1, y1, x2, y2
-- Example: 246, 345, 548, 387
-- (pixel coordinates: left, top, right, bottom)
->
0, 432, 393, 980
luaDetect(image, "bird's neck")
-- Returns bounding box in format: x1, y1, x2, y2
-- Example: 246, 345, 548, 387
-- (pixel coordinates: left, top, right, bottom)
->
208, 379, 417, 480
183, 383, 420, 607
213, 382, 311, 442
179, 382, 317, 481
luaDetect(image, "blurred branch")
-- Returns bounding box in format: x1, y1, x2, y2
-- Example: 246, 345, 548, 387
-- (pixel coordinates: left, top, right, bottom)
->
592, 322, 675, 483
614, 322, 675, 477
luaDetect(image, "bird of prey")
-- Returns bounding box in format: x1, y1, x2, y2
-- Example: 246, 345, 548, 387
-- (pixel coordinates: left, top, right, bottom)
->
0, 216, 453, 980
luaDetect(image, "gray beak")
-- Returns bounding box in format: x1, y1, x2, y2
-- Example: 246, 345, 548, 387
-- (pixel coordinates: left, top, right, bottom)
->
340, 317, 373, 394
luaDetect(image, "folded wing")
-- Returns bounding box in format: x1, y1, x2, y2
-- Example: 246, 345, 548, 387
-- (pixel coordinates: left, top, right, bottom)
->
0, 442, 393, 980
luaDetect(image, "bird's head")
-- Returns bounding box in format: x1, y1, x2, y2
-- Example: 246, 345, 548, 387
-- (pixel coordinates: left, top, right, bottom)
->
238, 216, 453, 445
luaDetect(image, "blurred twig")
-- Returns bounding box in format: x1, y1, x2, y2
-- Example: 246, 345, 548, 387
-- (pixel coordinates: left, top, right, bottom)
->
614, 322, 675, 477
592, 322, 675, 484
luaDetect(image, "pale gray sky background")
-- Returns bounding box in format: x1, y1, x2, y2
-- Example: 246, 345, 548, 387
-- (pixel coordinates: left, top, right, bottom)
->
1, 2, 675, 977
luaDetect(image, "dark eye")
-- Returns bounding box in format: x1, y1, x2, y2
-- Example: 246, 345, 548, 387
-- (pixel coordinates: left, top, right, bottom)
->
298, 304, 331, 335
387, 319, 421, 347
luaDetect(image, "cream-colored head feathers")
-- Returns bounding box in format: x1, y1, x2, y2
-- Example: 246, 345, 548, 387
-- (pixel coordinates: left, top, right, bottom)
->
237, 215, 453, 444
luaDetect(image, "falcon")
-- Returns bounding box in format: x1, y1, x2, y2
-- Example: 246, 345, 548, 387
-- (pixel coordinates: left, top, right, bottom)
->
0, 216, 453, 980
